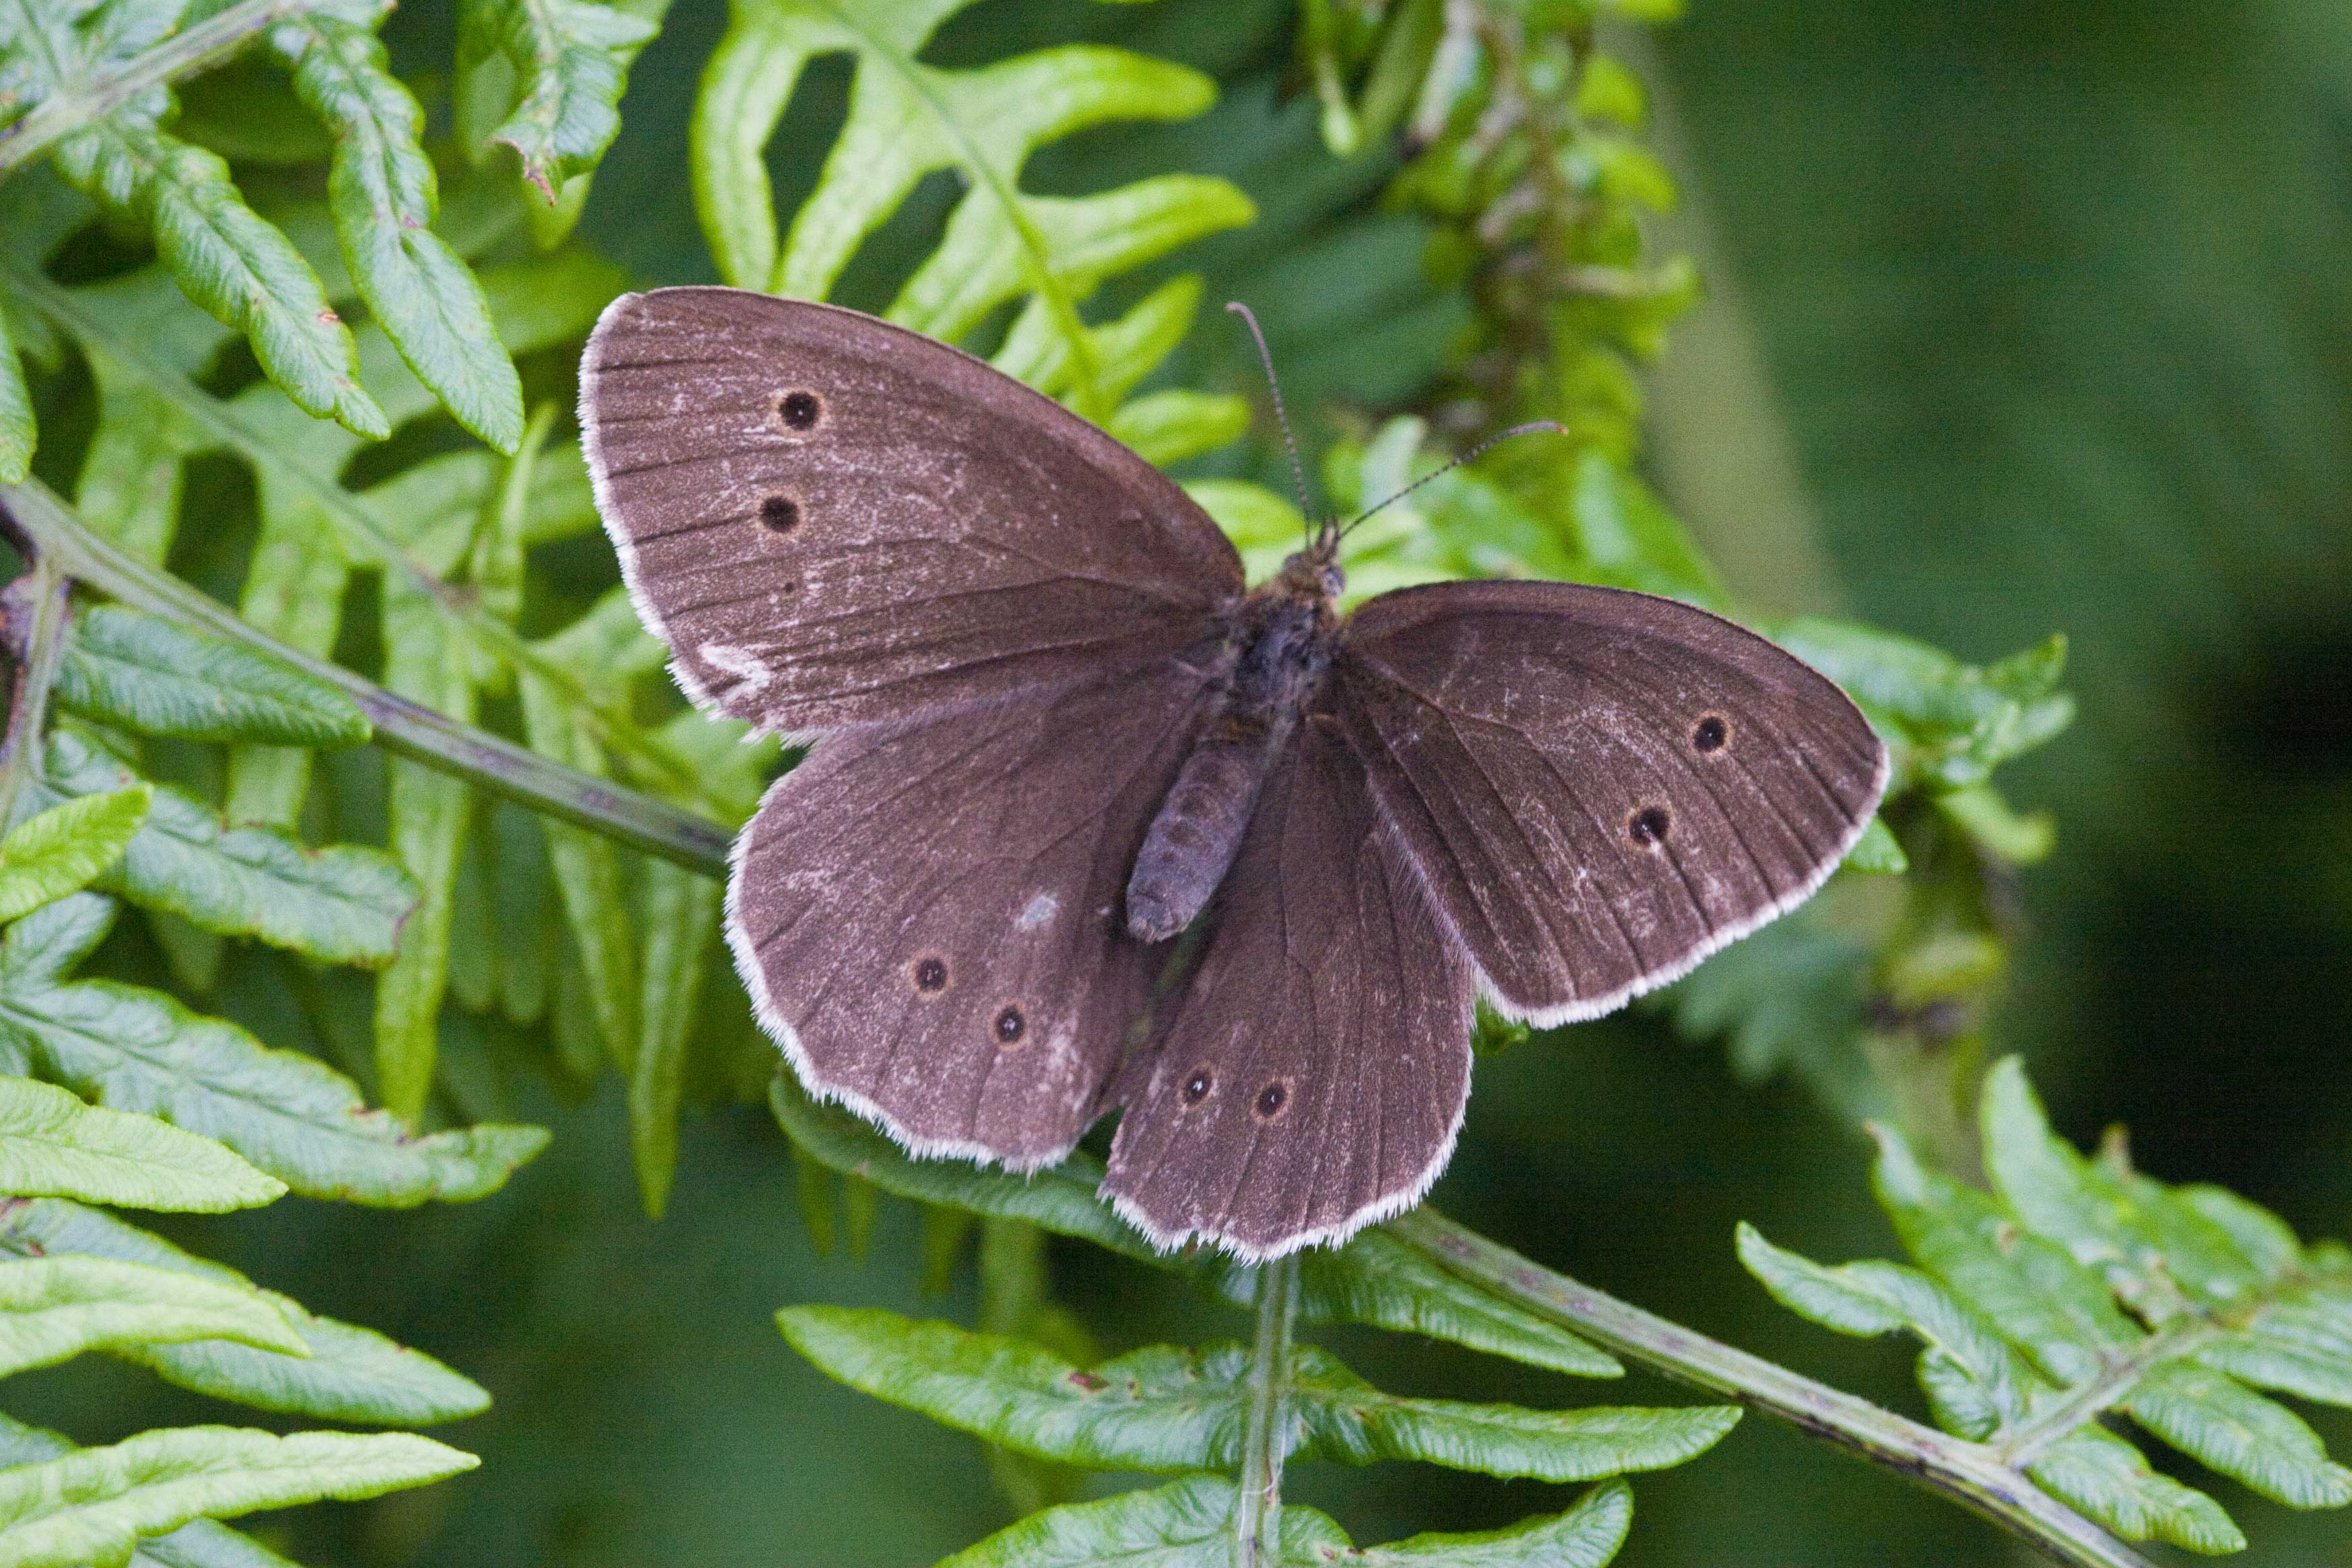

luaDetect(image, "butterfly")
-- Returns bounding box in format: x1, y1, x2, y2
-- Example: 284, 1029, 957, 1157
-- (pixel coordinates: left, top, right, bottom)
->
578, 288, 1889, 1260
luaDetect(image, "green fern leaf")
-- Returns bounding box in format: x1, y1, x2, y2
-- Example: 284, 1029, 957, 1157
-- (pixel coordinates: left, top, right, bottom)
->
54, 605, 370, 748
1745, 1056, 2352, 1551
779, 1306, 1731, 1482
0, 1198, 488, 1424
0, 1077, 280, 1212
263, 7, 525, 451
771, 1072, 1618, 1375
0, 1254, 307, 1379
42, 81, 386, 437
692, 0, 1253, 420
0, 786, 148, 922
0, 297, 30, 483
0, 894, 547, 1206
941, 1473, 1635, 1568
457, 0, 660, 201
0, 1414, 291, 1568
28, 729, 413, 968
0, 1426, 474, 1568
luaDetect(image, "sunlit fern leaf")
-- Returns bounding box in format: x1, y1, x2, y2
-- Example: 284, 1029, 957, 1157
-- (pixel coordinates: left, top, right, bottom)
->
55, 605, 371, 749
1743, 1055, 2352, 1553
0, 1424, 473, 1568
26, 727, 413, 969
779, 1306, 1732, 1481
0, 1413, 291, 1568
0, 299, 30, 483
456, 0, 662, 203
948, 1472, 1635, 1568
0, 1253, 306, 1381
0, 1076, 278, 1214
0, 0, 387, 439
0, 1199, 488, 1424
0, 894, 547, 1206
259, 3, 526, 451
691, 0, 1255, 424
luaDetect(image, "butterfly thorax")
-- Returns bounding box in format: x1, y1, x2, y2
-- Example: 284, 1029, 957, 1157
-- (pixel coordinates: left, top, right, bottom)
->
1122, 546, 1345, 943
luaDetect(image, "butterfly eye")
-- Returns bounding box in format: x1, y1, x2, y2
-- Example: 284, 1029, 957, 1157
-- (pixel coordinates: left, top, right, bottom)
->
758, 494, 801, 534
993, 1005, 1026, 1045
1253, 1080, 1291, 1121
911, 956, 949, 994
773, 389, 823, 431
1692, 714, 1728, 752
1181, 1067, 1214, 1106
1628, 805, 1671, 847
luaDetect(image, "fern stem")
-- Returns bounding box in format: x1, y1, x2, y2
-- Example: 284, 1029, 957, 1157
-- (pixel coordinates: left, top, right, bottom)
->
0, 260, 734, 821
1389, 1209, 2162, 1568
1232, 1255, 1300, 1568
0, 478, 735, 872
0, 0, 317, 178
0, 543, 68, 827
1996, 1316, 2218, 1469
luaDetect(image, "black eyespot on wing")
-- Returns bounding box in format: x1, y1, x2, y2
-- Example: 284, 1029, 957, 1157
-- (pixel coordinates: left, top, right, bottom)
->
759, 494, 800, 534
993, 1005, 1026, 1045
1253, 1079, 1289, 1121
1693, 714, 1728, 752
773, 389, 822, 431
1629, 805, 1671, 846
912, 956, 948, 994
1181, 1067, 1214, 1106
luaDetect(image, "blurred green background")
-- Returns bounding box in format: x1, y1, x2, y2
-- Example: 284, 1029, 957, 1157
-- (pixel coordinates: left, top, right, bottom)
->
15, 0, 2352, 1562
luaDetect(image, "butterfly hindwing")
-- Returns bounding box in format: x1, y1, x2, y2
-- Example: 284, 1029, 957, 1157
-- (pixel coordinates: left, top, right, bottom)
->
728, 663, 1215, 1168
580, 289, 1244, 736
1334, 579, 1889, 1025
1103, 712, 1474, 1259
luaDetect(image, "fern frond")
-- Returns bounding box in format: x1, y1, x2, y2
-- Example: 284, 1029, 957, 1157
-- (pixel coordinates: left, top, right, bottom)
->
0, 0, 535, 451
944, 1472, 1634, 1568
786, 1304, 1732, 1483
0, 893, 546, 1205
692, 0, 1254, 424
0, 1198, 487, 1423
1746, 1057, 2352, 1553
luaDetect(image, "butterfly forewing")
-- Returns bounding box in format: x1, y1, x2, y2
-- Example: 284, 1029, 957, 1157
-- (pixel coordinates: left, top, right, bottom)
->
580, 289, 1244, 736
1334, 580, 1889, 1025
1103, 714, 1474, 1259
730, 662, 1217, 1168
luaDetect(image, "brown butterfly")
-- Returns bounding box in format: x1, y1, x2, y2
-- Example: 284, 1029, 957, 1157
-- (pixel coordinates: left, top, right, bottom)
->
579, 288, 1888, 1259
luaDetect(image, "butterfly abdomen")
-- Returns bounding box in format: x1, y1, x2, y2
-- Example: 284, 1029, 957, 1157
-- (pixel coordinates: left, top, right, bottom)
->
1124, 575, 1339, 943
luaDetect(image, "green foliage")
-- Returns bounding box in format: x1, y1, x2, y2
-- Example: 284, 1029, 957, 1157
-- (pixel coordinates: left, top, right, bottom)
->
54, 606, 371, 748
0, 1199, 488, 1423
0, 893, 544, 1203
783, 1305, 1732, 1482
457, 0, 661, 205
1745, 1057, 2352, 1553
0, 786, 146, 922
942, 1473, 1633, 1568
692, 0, 1255, 426
773, 1073, 1620, 1378
0, 1075, 281, 1212
0, 1426, 474, 1568
0, 0, 597, 454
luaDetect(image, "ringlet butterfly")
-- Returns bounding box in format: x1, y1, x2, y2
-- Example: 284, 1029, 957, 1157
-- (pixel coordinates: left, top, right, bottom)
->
579, 288, 1888, 1259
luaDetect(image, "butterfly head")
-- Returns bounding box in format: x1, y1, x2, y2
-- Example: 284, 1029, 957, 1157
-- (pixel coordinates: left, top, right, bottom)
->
1277, 520, 1346, 609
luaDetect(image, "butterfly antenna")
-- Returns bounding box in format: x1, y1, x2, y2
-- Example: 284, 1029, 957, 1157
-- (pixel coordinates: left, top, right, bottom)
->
1226, 301, 1314, 544
1336, 421, 1569, 541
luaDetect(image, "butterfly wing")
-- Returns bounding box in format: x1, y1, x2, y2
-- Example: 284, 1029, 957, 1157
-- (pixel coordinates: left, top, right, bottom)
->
1102, 712, 1473, 1259
729, 661, 1215, 1168
580, 288, 1244, 736
1334, 580, 1889, 1025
